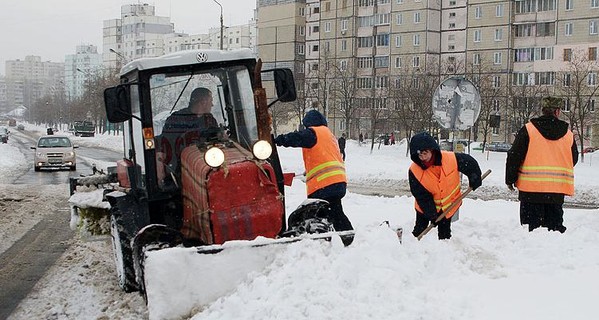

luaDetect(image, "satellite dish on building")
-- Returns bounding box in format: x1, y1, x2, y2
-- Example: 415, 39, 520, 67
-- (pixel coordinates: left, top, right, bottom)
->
432, 76, 481, 131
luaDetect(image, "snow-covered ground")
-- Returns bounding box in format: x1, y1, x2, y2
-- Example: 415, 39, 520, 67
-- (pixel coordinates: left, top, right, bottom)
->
2, 123, 598, 320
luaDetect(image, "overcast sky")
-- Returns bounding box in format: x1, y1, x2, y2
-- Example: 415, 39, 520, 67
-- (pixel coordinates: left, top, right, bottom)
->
0, 0, 256, 75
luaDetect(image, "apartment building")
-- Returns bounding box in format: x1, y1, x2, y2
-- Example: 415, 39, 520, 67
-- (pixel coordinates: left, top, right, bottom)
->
3, 56, 64, 114
257, 0, 598, 146
64, 45, 102, 100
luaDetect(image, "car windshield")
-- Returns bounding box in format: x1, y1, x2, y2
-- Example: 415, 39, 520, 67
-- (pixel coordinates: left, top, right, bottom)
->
38, 137, 72, 148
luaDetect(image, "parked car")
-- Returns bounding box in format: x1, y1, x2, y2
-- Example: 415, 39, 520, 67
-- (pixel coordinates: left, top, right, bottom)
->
0, 126, 9, 143
582, 147, 597, 154
31, 136, 78, 171
17, 124, 25, 130
486, 141, 512, 152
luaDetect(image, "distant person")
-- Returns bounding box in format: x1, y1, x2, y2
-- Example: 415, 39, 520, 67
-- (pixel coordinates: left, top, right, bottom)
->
408, 132, 482, 240
338, 133, 346, 161
505, 96, 578, 233
359, 132, 364, 145
390, 132, 395, 145
274, 110, 354, 245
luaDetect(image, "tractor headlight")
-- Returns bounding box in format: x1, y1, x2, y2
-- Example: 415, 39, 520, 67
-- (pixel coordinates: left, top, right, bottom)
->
252, 140, 272, 160
204, 146, 225, 168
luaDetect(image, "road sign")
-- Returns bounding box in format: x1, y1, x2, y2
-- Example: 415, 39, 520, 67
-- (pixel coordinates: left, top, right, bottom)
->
432, 77, 481, 130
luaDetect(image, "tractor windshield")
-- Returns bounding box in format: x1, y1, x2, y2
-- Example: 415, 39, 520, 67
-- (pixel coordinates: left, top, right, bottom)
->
151, 66, 258, 149
149, 66, 258, 188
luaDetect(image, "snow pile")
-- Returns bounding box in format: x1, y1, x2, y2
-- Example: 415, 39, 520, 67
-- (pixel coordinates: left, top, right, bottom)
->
0, 143, 28, 183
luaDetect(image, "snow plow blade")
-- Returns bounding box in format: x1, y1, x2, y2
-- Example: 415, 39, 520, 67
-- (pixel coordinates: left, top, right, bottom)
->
143, 228, 402, 320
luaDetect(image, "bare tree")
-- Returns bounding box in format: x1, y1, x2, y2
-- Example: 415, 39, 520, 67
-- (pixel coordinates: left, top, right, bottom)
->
330, 62, 360, 139
555, 49, 599, 161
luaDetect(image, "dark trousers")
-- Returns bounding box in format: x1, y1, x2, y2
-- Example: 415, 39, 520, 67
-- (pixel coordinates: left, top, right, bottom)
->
520, 202, 566, 233
412, 212, 451, 240
308, 185, 353, 232
340, 150, 346, 161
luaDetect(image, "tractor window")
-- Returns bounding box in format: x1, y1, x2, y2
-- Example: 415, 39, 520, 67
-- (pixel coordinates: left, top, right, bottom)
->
149, 66, 258, 190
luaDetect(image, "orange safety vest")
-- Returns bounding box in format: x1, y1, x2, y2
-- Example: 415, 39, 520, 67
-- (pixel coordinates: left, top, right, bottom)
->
409, 151, 462, 218
515, 122, 574, 195
302, 126, 347, 195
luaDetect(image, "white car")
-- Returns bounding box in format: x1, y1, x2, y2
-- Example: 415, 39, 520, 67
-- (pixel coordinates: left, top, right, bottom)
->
31, 135, 78, 171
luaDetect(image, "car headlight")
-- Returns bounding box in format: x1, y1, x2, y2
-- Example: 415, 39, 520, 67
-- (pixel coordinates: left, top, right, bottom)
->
252, 140, 272, 160
66, 152, 75, 157
204, 147, 225, 168
36, 152, 44, 157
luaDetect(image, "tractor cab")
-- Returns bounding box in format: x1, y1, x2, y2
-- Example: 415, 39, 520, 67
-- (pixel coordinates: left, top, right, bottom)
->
103, 49, 296, 244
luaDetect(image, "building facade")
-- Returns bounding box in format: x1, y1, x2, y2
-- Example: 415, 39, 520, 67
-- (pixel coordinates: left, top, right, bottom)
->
257, 0, 599, 148
64, 45, 102, 100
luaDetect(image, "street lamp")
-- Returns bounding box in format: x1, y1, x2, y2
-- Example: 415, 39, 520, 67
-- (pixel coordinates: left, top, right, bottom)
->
109, 48, 128, 64
213, 0, 224, 50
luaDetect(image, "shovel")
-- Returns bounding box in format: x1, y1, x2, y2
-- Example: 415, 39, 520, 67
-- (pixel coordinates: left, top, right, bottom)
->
417, 169, 492, 240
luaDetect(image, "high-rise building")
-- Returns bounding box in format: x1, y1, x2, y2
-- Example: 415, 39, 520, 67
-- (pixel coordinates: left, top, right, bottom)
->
257, 0, 599, 146
4, 56, 64, 112
65, 45, 102, 99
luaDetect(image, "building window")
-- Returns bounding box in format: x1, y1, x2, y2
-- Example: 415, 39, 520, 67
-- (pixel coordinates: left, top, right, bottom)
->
592, 0, 599, 8
395, 56, 401, 68
395, 35, 402, 47
312, 25, 319, 33
341, 19, 348, 31
358, 36, 374, 47
375, 56, 389, 68
357, 57, 373, 69
590, 20, 598, 35
588, 72, 597, 86
448, 45, 455, 50
325, 22, 331, 32
474, 29, 481, 42
563, 99, 571, 112
492, 99, 500, 112
414, 12, 421, 23
297, 44, 304, 55
496, 4, 504, 17
299, 7, 305, 16
590, 99, 596, 112
376, 33, 390, 46
376, 13, 390, 25
535, 72, 556, 85
536, 22, 556, 37
313, 6, 320, 14
565, 22, 573, 36
473, 53, 481, 65
565, 0, 573, 10
341, 39, 347, 51
397, 0, 403, 4
475, 6, 482, 19
449, 12, 456, 18
492, 76, 501, 88
449, 0, 456, 5
495, 28, 503, 41
312, 44, 319, 52
413, 56, 420, 67
563, 48, 572, 61
590, 47, 598, 60
563, 73, 571, 87
396, 13, 403, 25
339, 60, 347, 71
449, 23, 456, 29
494, 52, 502, 65
413, 34, 420, 46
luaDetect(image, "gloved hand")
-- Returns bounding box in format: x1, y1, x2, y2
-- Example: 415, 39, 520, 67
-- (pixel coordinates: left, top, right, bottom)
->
507, 184, 515, 191
273, 135, 284, 146
469, 176, 482, 191
424, 210, 439, 224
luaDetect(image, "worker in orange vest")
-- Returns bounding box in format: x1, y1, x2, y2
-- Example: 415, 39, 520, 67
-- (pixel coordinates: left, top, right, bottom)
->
408, 132, 482, 240
274, 110, 353, 244
506, 96, 578, 233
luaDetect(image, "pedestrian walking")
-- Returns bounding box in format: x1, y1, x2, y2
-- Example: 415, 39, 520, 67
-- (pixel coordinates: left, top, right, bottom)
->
338, 133, 346, 161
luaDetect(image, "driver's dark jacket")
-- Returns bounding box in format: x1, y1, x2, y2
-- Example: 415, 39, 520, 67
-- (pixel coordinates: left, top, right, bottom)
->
158, 108, 217, 168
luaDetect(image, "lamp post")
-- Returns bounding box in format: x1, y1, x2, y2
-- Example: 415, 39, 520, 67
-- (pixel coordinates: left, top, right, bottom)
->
213, 0, 224, 50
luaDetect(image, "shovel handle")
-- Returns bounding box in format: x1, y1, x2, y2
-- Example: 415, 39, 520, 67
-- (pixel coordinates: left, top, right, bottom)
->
416, 169, 492, 241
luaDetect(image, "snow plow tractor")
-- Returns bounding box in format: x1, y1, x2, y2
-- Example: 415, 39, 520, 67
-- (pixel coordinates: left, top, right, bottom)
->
68, 49, 365, 318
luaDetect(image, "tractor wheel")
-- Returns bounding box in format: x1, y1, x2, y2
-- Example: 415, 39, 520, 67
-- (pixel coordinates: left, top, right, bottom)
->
110, 211, 138, 292
70, 165, 76, 171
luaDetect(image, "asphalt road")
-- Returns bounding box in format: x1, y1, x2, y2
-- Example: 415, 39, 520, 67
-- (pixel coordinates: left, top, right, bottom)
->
0, 129, 121, 320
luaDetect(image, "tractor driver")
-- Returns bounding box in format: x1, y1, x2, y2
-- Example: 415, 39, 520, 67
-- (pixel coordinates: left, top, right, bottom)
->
156, 87, 218, 185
